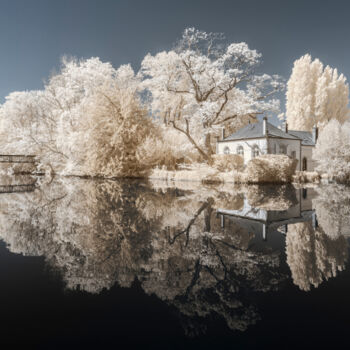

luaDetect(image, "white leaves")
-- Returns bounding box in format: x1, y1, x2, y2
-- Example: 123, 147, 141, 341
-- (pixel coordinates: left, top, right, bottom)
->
0, 56, 153, 177
313, 119, 350, 182
140, 27, 283, 157
286, 54, 350, 131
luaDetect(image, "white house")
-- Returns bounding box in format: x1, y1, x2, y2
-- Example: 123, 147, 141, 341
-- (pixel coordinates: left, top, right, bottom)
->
216, 117, 317, 171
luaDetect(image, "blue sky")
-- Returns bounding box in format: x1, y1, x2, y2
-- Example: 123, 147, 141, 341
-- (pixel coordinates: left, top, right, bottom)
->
1, 0, 350, 120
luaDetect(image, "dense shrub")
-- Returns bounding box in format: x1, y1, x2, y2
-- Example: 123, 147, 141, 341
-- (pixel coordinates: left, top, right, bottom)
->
245, 155, 297, 183
293, 171, 321, 184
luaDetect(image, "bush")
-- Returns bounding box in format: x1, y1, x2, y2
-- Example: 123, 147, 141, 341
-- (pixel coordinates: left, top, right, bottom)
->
245, 155, 297, 183
293, 171, 321, 184
244, 184, 298, 210
211, 154, 244, 172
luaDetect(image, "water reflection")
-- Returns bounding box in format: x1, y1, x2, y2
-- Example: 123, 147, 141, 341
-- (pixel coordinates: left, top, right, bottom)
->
0, 176, 348, 334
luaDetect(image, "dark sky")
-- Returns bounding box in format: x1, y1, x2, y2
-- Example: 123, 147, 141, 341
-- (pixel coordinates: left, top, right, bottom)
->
1, 0, 350, 116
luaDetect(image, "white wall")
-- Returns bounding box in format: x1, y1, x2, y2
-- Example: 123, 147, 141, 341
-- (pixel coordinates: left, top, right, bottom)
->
301, 146, 315, 171
217, 139, 267, 164
217, 137, 315, 171
268, 138, 301, 169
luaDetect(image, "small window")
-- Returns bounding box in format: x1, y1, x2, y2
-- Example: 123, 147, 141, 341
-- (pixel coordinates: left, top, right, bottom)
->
302, 157, 307, 171
252, 145, 260, 158
291, 151, 296, 159
224, 146, 230, 154
279, 144, 287, 154
236, 145, 244, 156
302, 188, 308, 199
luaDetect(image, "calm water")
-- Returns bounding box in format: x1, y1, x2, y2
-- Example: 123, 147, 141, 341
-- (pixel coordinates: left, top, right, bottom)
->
0, 175, 349, 348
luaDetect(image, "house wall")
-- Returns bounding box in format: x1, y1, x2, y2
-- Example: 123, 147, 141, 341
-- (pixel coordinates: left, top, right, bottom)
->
301, 146, 315, 171
298, 187, 316, 211
267, 138, 301, 169
217, 137, 315, 171
217, 138, 268, 164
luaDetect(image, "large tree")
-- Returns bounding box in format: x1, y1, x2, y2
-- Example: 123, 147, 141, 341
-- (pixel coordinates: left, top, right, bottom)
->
285, 54, 349, 131
140, 28, 283, 160
0, 58, 156, 177
313, 119, 350, 183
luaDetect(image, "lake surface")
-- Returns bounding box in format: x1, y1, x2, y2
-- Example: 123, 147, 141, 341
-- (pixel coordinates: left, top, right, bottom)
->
0, 175, 349, 349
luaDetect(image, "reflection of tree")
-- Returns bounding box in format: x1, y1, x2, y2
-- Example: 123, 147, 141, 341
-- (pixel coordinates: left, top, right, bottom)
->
0, 178, 154, 293
286, 222, 348, 291
135, 190, 285, 332
313, 185, 350, 239
0, 178, 321, 333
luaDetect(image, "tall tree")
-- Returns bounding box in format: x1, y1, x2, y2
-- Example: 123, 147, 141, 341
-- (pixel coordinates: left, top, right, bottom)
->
313, 119, 350, 183
140, 28, 283, 160
286, 54, 349, 131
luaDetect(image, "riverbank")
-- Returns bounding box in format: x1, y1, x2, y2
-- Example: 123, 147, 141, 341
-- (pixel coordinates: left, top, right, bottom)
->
0, 153, 328, 185
149, 166, 323, 185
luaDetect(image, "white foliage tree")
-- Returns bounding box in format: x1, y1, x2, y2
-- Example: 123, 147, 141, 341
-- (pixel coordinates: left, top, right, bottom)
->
78, 83, 156, 177
0, 57, 159, 177
313, 119, 350, 182
286, 54, 349, 131
0, 90, 53, 155
140, 27, 283, 160
286, 222, 348, 291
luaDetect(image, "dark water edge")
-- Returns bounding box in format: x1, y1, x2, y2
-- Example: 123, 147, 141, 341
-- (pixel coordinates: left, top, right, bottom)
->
0, 176, 349, 349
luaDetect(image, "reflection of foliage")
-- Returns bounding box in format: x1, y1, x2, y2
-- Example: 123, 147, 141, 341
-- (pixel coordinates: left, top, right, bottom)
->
313, 185, 350, 239
139, 206, 283, 332
243, 184, 298, 210
286, 222, 348, 291
0, 177, 286, 333
0, 178, 154, 293
6, 178, 348, 333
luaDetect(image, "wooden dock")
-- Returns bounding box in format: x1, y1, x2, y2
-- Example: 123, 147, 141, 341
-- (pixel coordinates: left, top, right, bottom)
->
0, 155, 36, 163
0, 184, 36, 193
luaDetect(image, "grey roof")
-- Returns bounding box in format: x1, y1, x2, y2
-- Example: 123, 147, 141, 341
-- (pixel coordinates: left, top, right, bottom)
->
222, 121, 299, 141
288, 130, 315, 146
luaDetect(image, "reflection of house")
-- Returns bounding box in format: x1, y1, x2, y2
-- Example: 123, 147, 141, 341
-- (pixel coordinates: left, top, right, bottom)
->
217, 188, 317, 240
216, 117, 317, 171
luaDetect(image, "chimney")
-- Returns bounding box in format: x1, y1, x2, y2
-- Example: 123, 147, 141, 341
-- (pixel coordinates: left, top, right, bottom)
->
221, 127, 225, 140
284, 122, 288, 133
263, 116, 268, 136
312, 125, 318, 144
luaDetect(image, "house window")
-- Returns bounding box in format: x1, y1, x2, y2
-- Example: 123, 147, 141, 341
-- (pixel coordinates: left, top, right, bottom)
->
279, 144, 287, 154
236, 145, 244, 156
302, 188, 308, 199
291, 151, 296, 159
252, 145, 260, 158
302, 157, 307, 171
223, 146, 230, 154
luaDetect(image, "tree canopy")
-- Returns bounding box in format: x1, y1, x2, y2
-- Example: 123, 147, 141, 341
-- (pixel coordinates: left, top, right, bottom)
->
140, 28, 284, 159
285, 54, 349, 131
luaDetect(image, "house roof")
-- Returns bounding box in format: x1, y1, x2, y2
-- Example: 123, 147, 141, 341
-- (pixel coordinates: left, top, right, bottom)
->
220, 120, 315, 146
222, 121, 299, 141
287, 130, 315, 146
